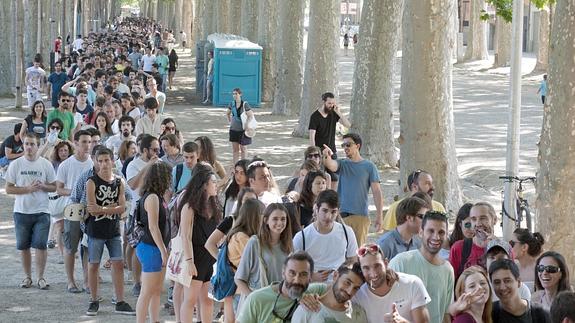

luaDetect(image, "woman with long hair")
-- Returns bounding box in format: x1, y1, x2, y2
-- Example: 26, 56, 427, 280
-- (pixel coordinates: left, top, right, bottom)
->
452, 266, 493, 323
449, 203, 474, 247
94, 112, 113, 142
195, 135, 226, 178
216, 198, 264, 323
177, 165, 222, 323
221, 159, 250, 217
291, 170, 328, 228
168, 49, 178, 89
116, 140, 137, 170
234, 203, 293, 298
161, 118, 184, 149
135, 162, 172, 323
532, 251, 572, 310
226, 88, 255, 163
20, 100, 47, 140
510, 228, 545, 292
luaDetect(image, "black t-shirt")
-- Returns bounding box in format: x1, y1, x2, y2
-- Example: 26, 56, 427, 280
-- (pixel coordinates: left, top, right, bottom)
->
308, 110, 340, 153
85, 173, 122, 239
0, 135, 23, 159
216, 216, 234, 235
492, 301, 551, 323
140, 192, 171, 248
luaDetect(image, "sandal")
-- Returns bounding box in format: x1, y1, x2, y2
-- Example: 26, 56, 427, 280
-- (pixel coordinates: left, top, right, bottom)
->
20, 277, 33, 288
37, 278, 50, 290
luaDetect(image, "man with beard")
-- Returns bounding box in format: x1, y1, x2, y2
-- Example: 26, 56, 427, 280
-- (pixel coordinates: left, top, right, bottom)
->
382, 169, 446, 232
490, 259, 550, 322
308, 92, 351, 159
322, 133, 383, 246
238, 251, 324, 322
355, 243, 431, 322
47, 92, 77, 141
389, 211, 454, 323
106, 115, 136, 160
291, 261, 368, 322
449, 202, 497, 282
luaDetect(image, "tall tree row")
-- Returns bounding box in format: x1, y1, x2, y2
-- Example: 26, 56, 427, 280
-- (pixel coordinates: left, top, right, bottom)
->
271, 0, 304, 116
536, 0, 575, 274
0, 1, 14, 96
399, 0, 462, 211
494, 16, 512, 67
228, 0, 242, 35
464, 0, 489, 61
533, 7, 550, 72
257, 0, 278, 102
293, 0, 339, 137
240, 0, 258, 41
349, 0, 402, 167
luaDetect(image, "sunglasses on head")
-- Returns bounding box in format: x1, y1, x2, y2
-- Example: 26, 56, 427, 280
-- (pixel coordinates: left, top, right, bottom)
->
357, 244, 381, 257
537, 265, 560, 274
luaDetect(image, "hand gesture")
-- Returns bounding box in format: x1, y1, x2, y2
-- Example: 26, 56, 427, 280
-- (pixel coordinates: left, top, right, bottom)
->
451, 288, 484, 316
383, 303, 409, 323
322, 144, 333, 159
300, 293, 321, 312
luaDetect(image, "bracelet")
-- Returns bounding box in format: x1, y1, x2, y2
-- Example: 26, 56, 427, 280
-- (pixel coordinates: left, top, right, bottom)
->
185, 258, 194, 262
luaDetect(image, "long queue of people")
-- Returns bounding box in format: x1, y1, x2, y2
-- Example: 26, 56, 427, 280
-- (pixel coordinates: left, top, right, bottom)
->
3, 18, 575, 323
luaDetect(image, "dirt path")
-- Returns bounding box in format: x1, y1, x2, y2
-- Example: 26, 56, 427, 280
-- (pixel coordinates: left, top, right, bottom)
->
0, 45, 543, 322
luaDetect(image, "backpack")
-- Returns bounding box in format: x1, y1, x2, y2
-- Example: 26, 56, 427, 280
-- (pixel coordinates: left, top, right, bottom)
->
127, 195, 146, 248
210, 241, 237, 301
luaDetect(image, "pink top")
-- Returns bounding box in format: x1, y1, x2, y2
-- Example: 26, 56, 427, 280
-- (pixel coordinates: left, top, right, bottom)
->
453, 312, 478, 323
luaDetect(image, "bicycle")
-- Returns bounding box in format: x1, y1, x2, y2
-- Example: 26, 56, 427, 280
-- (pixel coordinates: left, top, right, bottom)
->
499, 176, 536, 231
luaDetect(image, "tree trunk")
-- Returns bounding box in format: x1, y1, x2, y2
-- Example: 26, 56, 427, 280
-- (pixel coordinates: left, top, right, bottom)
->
349, 0, 401, 167
293, 0, 339, 137
202, 0, 215, 38
229, 0, 242, 35
533, 8, 549, 72
271, 0, 304, 115
257, 0, 278, 102
536, 0, 575, 276
240, 0, 258, 41
24, 0, 38, 65
464, 0, 489, 61
193, 0, 203, 42
15, 0, 24, 108
399, 0, 462, 212
216, 0, 230, 34
494, 15, 512, 67
0, 1, 14, 96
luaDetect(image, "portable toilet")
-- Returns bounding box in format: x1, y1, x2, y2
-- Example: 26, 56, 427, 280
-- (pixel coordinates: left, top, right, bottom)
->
207, 34, 262, 107
195, 40, 209, 96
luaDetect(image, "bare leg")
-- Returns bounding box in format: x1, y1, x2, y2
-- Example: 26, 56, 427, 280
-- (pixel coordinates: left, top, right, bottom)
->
223, 296, 235, 323
55, 221, 64, 257
173, 283, 184, 322
232, 142, 241, 164
21, 249, 32, 278
180, 280, 203, 323
132, 252, 142, 285
240, 144, 247, 160
112, 260, 125, 301
200, 282, 214, 323
88, 263, 99, 301
35, 249, 47, 279
64, 251, 77, 288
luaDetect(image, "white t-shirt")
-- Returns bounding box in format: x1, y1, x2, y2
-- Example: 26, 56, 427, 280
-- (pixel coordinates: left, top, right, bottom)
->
141, 54, 156, 71
72, 38, 84, 51
126, 157, 147, 203
293, 222, 358, 272
353, 272, 431, 323
128, 108, 141, 121
55, 155, 93, 206
145, 91, 166, 113
6, 156, 56, 214
105, 133, 136, 160
291, 301, 368, 323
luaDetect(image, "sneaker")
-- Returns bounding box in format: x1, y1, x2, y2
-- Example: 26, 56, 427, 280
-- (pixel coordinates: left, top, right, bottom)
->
131, 283, 141, 297
86, 301, 99, 316
111, 297, 117, 305
115, 301, 135, 315
47, 239, 56, 249
167, 286, 174, 305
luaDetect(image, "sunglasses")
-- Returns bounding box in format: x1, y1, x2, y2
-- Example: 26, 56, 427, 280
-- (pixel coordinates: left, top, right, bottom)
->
341, 142, 354, 148
60, 99, 72, 102
306, 153, 320, 159
50, 126, 61, 130
357, 244, 381, 257
509, 240, 518, 248
536, 265, 560, 274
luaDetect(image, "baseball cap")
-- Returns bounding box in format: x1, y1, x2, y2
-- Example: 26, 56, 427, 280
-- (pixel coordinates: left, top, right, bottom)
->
485, 239, 512, 256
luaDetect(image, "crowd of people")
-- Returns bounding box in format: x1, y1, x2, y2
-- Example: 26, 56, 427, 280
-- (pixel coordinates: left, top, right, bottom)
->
2, 16, 575, 323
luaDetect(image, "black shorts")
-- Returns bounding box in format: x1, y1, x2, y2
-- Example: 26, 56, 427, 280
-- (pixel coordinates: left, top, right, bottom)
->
229, 129, 252, 145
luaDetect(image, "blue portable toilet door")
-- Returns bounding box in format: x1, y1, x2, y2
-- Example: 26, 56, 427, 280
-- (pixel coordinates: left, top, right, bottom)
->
213, 48, 262, 107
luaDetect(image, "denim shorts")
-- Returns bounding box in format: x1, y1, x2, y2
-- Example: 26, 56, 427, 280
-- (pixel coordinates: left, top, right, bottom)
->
87, 235, 123, 264
63, 219, 83, 254
136, 242, 163, 273
13, 212, 50, 250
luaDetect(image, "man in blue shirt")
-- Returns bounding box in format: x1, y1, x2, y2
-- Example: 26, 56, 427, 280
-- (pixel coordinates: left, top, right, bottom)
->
322, 133, 384, 246
47, 61, 69, 108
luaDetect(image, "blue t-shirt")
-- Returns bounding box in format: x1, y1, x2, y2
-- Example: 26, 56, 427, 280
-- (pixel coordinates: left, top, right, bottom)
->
336, 159, 380, 216
47, 72, 69, 104
539, 80, 548, 96
172, 164, 194, 192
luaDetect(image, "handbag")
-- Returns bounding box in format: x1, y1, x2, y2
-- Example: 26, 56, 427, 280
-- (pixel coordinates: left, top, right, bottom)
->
239, 102, 257, 138
127, 195, 146, 248
210, 241, 237, 300
166, 226, 193, 288
48, 193, 68, 218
